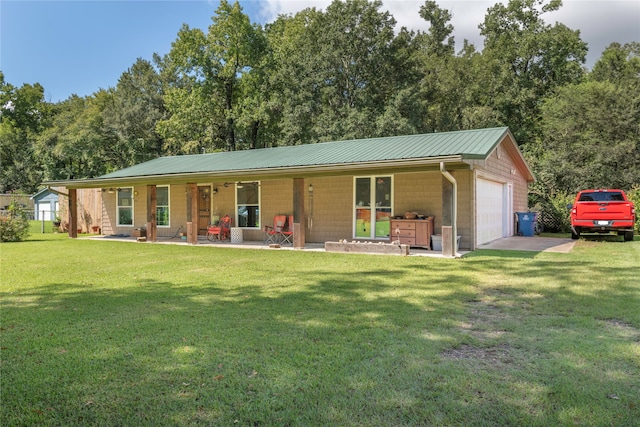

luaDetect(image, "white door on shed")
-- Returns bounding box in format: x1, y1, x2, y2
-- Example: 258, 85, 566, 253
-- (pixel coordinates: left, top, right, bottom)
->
38, 202, 51, 220
476, 178, 504, 245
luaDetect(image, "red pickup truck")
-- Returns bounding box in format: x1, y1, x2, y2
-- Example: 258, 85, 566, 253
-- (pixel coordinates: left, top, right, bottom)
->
570, 189, 635, 241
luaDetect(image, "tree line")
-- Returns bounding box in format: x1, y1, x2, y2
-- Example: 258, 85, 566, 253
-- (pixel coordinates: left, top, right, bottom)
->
1, 0, 639, 210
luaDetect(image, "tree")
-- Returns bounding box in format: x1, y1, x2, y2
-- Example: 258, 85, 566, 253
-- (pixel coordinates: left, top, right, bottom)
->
158, 0, 266, 152
528, 40, 640, 198
418, 0, 455, 57
533, 79, 640, 193
590, 42, 640, 85
403, 1, 492, 133
102, 58, 167, 165
0, 72, 47, 193
264, 9, 325, 146
479, 0, 587, 143
313, 0, 397, 140
209, 0, 266, 150
36, 91, 117, 181
266, 0, 399, 144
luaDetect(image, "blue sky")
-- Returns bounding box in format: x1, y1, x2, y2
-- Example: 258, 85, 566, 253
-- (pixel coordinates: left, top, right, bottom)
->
2, 0, 639, 103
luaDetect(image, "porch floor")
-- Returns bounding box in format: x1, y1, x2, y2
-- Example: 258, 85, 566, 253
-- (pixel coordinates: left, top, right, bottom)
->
83, 235, 463, 258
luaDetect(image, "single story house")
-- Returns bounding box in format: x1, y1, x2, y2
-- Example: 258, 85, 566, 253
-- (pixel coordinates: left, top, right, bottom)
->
31, 188, 59, 221
45, 127, 535, 251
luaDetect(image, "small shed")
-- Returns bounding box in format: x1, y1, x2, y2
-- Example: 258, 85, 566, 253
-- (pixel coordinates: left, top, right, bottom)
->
31, 188, 59, 220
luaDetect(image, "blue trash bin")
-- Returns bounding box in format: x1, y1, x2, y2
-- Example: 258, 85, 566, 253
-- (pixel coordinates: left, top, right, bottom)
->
517, 212, 538, 237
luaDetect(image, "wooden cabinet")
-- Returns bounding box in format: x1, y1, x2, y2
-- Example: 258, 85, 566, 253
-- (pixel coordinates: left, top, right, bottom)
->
390, 217, 434, 249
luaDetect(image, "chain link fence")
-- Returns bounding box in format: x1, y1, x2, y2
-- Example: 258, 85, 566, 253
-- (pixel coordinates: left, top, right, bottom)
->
537, 210, 570, 233
530, 193, 573, 234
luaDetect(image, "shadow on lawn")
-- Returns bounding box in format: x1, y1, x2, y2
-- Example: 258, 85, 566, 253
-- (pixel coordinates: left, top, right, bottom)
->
2, 256, 639, 425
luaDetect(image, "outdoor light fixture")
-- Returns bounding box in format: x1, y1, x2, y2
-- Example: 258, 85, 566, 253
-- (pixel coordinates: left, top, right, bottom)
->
212, 187, 218, 194
308, 183, 314, 193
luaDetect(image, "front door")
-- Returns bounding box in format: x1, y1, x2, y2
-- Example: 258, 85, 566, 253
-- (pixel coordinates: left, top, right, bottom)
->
198, 186, 211, 235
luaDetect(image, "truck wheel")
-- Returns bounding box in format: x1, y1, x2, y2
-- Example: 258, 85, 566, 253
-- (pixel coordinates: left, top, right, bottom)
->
571, 228, 580, 240
624, 231, 634, 242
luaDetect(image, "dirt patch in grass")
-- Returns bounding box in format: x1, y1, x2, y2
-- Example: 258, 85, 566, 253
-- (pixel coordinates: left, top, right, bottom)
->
458, 289, 515, 340
601, 318, 640, 341
604, 319, 634, 329
442, 289, 526, 365
442, 343, 516, 365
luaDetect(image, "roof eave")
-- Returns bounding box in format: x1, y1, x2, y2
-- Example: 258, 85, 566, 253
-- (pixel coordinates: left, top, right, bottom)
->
44, 155, 465, 189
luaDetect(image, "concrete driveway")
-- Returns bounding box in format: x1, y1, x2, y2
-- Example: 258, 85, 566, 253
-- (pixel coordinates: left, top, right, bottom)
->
478, 236, 576, 253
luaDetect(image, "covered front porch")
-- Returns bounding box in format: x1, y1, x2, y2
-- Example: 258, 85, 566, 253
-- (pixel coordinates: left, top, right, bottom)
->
65, 178, 312, 248
63, 167, 467, 254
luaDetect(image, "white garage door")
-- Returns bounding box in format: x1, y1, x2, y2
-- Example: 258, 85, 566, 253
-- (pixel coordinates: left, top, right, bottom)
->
477, 178, 504, 245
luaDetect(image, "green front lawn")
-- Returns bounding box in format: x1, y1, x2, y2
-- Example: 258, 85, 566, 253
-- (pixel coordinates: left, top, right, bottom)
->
1, 233, 639, 425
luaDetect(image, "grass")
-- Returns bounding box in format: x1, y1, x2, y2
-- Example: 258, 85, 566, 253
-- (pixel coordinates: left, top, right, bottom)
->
1, 229, 639, 426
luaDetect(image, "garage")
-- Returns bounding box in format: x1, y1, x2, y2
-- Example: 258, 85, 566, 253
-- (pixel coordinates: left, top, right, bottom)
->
476, 178, 505, 245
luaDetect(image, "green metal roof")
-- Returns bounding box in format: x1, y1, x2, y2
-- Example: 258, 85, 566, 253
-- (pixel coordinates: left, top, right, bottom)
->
103, 127, 510, 179
46, 127, 534, 187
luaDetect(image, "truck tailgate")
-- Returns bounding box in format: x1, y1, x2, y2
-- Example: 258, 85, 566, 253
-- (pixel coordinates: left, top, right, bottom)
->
576, 202, 633, 220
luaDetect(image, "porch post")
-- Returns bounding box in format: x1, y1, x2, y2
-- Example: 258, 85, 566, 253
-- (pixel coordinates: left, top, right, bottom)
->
293, 178, 306, 248
440, 163, 458, 257
68, 188, 77, 238
146, 185, 157, 242
186, 183, 198, 244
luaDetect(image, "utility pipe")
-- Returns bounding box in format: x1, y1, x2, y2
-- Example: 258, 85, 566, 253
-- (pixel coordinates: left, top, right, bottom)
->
440, 162, 458, 257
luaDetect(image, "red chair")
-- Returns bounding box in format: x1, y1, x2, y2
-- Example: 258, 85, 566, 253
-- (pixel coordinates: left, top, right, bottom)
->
264, 215, 294, 245
207, 215, 232, 242
279, 215, 294, 245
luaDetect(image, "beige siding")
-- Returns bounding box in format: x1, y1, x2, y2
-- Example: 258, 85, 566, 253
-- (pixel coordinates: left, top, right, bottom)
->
393, 172, 442, 224
133, 186, 146, 229
169, 185, 187, 237
101, 192, 116, 235
482, 143, 529, 213
305, 176, 353, 242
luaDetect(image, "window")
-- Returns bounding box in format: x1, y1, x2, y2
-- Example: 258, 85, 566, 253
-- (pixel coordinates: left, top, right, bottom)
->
117, 188, 133, 226
579, 191, 624, 202
354, 176, 392, 239
236, 182, 260, 228
156, 186, 169, 227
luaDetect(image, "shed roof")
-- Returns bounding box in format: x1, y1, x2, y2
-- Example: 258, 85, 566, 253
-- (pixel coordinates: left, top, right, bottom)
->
46, 127, 535, 188
31, 187, 59, 201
